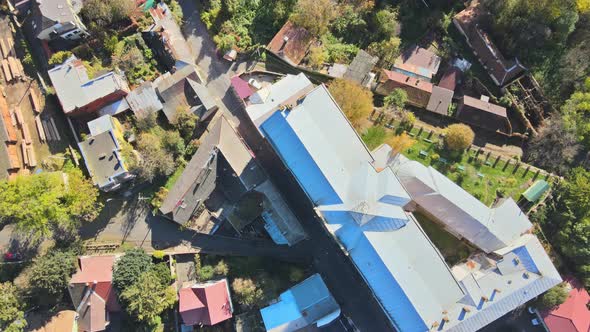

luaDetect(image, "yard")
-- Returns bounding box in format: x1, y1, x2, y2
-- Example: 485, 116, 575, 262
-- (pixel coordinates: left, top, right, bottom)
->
413, 213, 474, 266
362, 123, 548, 206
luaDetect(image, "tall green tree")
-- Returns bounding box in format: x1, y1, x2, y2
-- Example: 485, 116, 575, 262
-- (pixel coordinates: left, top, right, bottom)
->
562, 81, 590, 148
29, 250, 77, 304
120, 269, 176, 328
113, 248, 153, 292
488, 0, 579, 64
290, 0, 336, 36
384, 88, 408, 110
0, 282, 25, 332
543, 168, 590, 287
0, 170, 100, 238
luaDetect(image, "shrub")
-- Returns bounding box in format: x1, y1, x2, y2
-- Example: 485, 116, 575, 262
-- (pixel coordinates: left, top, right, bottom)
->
430, 153, 440, 162
198, 265, 215, 281
537, 283, 569, 310
288, 267, 305, 283
48, 51, 73, 65
152, 250, 166, 260
214, 260, 229, 276
444, 124, 474, 151
231, 278, 263, 308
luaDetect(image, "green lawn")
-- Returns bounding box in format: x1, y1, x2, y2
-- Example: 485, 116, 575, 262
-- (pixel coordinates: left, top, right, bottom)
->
403, 131, 539, 205
164, 165, 185, 190
414, 213, 474, 266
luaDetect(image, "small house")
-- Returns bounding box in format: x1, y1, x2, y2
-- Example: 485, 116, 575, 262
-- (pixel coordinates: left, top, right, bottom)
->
31, 0, 88, 41
260, 274, 341, 332
266, 21, 314, 66
393, 45, 441, 82
541, 278, 590, 332
376, 69, 433, 108
456, 95, 511, 134
179, 279, 233, 327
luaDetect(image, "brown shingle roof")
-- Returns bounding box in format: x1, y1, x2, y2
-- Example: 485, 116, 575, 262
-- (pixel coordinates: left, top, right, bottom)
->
453, 0, 525, 86
394, 46, 441, 80
462, 95, 506, 117
427, 86, 454, 115
266, 21, 315, 65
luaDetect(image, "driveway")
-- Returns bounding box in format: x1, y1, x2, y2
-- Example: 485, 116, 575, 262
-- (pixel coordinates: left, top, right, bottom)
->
79, 196, 310, 263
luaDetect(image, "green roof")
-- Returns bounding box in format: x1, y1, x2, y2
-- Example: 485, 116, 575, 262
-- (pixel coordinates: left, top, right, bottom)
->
522, 180, 550, 202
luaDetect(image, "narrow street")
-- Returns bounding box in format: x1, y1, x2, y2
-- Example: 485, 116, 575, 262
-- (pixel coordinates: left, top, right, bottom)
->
178, 1, 396, 330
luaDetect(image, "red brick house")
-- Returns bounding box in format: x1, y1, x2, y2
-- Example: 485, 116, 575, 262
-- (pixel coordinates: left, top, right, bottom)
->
376, 69, 433, 108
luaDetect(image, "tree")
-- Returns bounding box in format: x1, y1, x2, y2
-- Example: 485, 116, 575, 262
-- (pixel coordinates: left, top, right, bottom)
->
444, 124, 474, 151
113, 248, 152, 292
161, 130, 185, 157
290, 0, 335, 36
543, 168, 590, 287
29, 250, 77, 303
328, 79, 373, 129
174, 108, 198, 141
135, 132, 175, 181
525, 115, 581, 174
373, 9, 399, 39
48, 51, 73, 65
0, 170, 100, 238
488, 0, 579, 65
306, 44, 327, 70
136, 112, 157, 132
112, 47, 144, 73
367, 37, 401, 63
81, 0, 134, 29
562, 85, 590, 149
537, 284, 569, 310
386, 133, 415, 155
231, 278, 263, 308
0, 283, 25, 332
384, 88, 408, 110
120, 269, 176, 328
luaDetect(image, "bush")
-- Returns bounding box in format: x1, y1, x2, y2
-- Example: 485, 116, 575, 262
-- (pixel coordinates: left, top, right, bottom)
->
198, 265, 215, 281
288, 267, 305, 283
48, 51, 73, 65
151, 187, 168, 210
444, 124, 474, 151
231, 278, 264, 308
537, 283, 569, 310
214, 260, 229, 276
152, 250, 166, 260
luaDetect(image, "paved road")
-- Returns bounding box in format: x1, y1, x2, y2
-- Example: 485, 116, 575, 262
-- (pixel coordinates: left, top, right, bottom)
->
79, 197, 309, 263
177, 2, 395, 331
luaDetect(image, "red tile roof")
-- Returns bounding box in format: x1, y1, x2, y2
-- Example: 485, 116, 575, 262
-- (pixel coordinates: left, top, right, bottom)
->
382, 69, 433, 93
179, 279, 233, 326
267, 21, 314, 65
453, 0, 525, 86
438, 67, 462, 91
542, 279, 590, 332
231, 76, 254, 100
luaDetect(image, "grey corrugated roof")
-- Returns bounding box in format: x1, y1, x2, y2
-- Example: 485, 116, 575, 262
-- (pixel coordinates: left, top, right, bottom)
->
344, 50, 378, 84
126, 81, 163, 117
427, 86, 454, 115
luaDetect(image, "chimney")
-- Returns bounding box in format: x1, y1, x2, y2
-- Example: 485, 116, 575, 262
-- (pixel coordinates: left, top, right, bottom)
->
463, 306, 471, 313
279, 36, 289, 52
405, 76, 410, 82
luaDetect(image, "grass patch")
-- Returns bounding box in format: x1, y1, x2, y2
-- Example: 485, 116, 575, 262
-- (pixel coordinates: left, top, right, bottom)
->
362, 126, 387, 150
164, 165, 185, 190
414, 213, 474, 266
402, 127, 537, 205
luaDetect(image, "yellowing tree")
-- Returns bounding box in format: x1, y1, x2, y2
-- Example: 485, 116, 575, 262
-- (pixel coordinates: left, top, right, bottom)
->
444, 124, 475, 151
290, 0, 335, 36
328, 79, 373, 129
386, 132, 415, 155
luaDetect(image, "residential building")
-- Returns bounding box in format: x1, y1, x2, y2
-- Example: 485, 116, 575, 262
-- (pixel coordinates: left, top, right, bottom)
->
31, 0, 88, 41
267, 21, 314, 66
246, 73, 562, 332
48, 56, 129, 116
376, 69, 433, 108
155, 65, 218, 123
78, 115, 134, 191
260, 274, 341, 332
393, 46, 441, 82
179, 279, 233, 327
343, 50, 378, 86
541, 278, 589, 332
456, 95, 511, 134
438, 67, 463, 91
159, 114, 306, 245
453, 0, 525, 86
125, 81, 163, 118
68, 255, 120, 332
426, 86, 454, 116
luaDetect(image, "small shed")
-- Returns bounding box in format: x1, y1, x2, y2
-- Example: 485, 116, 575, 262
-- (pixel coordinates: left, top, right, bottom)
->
522, 180, 550, 203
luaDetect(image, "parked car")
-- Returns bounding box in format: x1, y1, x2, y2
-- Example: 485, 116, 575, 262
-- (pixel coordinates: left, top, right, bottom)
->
3, 252, 22, 262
